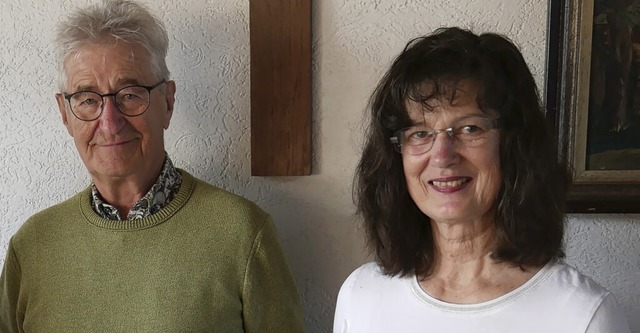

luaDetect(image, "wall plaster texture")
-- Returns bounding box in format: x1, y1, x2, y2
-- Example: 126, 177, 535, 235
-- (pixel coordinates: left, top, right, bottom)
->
0, 0, 638, 332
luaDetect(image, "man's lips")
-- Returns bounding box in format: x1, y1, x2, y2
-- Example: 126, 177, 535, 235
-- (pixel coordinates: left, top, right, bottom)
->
95, 138, 136, 147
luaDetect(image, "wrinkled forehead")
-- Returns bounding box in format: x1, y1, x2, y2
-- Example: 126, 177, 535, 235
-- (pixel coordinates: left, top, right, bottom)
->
63, 40, 154, 91
65, 39, 145, 68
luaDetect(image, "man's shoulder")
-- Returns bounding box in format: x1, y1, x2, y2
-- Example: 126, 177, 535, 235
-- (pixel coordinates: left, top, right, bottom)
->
190, 176, 260, 207
181, 171, 270, 227
11, 189, 88, 246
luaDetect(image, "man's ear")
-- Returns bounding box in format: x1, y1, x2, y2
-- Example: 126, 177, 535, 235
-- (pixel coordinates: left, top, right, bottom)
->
162, 80, 176, 130
55, 93, 73, 136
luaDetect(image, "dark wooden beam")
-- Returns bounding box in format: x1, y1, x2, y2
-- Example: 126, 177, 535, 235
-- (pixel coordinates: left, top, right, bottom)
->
249, 0, 312, 176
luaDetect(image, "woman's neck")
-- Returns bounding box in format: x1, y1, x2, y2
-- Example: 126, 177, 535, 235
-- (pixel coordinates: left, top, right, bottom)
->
420, 220, 540, 304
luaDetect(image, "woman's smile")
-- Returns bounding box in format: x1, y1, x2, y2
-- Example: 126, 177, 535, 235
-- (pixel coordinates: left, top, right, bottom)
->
428, 176, 472, 193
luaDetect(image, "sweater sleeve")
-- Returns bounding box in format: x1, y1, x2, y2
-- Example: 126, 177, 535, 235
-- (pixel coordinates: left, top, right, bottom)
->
241, 216, 306, 333
0, 241, 22, 333
585, 293, 631, 333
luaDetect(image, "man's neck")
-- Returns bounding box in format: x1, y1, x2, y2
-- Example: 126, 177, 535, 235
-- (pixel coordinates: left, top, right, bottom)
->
92, 163, 164, 217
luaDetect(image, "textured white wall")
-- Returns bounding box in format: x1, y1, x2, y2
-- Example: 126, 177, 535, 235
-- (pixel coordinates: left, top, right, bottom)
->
0, 0, 638, 332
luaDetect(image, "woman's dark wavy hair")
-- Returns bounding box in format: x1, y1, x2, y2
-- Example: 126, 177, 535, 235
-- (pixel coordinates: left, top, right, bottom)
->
355, 27, 571, 277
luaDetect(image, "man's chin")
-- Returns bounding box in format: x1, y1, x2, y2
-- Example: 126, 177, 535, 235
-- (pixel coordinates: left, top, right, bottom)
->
87, 165, 138, 181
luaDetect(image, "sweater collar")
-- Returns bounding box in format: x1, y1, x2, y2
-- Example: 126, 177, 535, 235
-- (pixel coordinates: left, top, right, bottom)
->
81, 169, 194, 230
90, 155, 183, 220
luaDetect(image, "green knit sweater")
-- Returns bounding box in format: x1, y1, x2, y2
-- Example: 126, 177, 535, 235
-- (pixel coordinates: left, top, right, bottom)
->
0, 171, 305, 332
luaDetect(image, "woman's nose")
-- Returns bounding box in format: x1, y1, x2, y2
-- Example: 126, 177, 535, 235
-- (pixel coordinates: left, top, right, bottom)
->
428, 132, 459, 168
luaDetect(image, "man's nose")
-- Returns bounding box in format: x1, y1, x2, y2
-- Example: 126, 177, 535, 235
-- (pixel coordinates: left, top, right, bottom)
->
98, 96, 126, 133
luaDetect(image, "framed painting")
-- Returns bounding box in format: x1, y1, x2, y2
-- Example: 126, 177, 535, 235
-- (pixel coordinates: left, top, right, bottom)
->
545, 0, 640, 213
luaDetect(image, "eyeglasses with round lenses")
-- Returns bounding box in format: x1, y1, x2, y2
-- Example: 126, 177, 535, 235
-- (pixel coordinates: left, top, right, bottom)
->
390, 116, 500, 155
63, 80, 166, 121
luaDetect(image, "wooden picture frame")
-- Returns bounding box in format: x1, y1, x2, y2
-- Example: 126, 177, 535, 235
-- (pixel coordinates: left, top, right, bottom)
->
545, 0, 640, 213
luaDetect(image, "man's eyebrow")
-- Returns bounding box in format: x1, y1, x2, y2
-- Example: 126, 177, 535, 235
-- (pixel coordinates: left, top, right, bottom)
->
70, 78, 143, 93
116, 78, 143, 86
68, 82, 97, 92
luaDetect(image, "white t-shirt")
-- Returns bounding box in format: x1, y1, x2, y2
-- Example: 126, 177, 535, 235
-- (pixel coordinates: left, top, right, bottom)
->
334, 260, 630, 333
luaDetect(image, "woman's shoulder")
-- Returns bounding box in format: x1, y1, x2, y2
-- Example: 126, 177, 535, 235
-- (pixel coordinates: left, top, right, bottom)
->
337, 262, 412, 303
543, 261, 611, 300
522, 260, 630, 332
517, 260, 614, 319
347, 262, 385, 278
342, 262, 400, 286
334, 261, 414, 332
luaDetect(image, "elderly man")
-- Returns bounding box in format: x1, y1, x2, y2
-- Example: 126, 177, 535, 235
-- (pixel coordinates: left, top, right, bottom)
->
0, 0, 305, 332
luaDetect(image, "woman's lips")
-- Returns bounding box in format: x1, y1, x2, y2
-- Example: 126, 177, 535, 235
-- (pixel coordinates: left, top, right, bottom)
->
428, 177, 471, 193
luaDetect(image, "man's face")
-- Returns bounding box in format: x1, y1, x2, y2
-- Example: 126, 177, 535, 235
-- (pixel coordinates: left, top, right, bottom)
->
55, 41, 175, 185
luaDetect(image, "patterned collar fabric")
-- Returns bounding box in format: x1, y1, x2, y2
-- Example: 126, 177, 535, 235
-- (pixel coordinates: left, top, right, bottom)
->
90, 155, 183, 220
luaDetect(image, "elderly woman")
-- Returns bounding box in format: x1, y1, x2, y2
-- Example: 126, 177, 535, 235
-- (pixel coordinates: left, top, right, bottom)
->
334, 27, 630, 332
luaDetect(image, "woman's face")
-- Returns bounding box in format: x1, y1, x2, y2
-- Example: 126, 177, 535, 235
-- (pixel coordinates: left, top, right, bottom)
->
401, 86, 501, 227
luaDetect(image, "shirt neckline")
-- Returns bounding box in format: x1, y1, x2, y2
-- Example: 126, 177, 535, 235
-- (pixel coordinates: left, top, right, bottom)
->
408, 259, 559, 313
90, 154, 182, 220
80, 169, 194, 231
